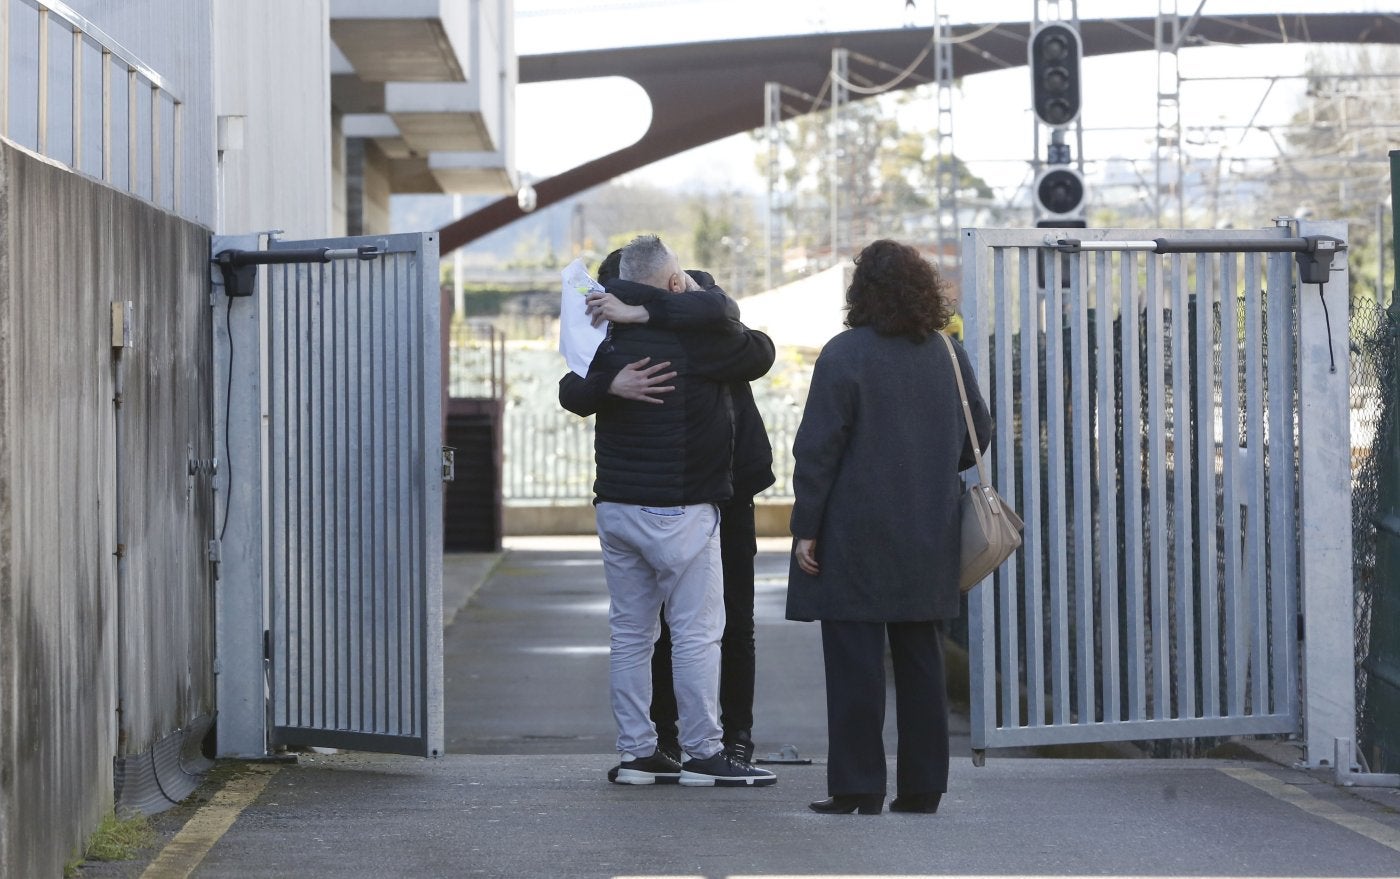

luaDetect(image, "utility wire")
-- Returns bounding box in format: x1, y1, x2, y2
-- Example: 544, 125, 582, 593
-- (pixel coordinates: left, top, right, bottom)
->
828, 22, 1000, 97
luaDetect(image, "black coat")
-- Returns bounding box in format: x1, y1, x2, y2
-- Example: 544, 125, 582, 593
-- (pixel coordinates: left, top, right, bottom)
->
786, 328, 991, 622
576, 279, 775, 507
558, 279, 776, 497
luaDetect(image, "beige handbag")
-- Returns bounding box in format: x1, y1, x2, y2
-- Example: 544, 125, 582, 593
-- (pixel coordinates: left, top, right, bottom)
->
939, 333, 1023, 592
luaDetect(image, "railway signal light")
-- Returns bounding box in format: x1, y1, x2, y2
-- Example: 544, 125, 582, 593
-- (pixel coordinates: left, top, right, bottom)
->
1030, 23, 1082, 128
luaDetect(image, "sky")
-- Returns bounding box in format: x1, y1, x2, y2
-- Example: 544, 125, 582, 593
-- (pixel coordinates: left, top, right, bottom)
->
510, 0, 1399, 204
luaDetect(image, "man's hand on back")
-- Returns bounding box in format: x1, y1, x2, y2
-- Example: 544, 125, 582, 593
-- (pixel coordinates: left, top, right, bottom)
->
608, 357, 677, 404
586, 291, 649, 327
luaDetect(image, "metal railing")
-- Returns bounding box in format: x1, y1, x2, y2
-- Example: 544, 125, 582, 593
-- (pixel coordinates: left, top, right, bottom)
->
447, 319, 506, 400
502, 405, 803, 503
1, 0, 182, 211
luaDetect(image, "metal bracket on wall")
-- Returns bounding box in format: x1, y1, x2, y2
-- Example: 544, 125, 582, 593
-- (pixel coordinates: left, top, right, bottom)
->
211, 245, 382, 297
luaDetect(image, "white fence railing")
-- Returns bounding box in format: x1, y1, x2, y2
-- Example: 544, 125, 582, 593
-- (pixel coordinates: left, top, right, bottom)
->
2, 0, 182, 211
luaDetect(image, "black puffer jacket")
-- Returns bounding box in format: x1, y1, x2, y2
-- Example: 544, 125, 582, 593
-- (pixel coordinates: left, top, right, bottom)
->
558, 276, 776, 497
585, 279, 775, 506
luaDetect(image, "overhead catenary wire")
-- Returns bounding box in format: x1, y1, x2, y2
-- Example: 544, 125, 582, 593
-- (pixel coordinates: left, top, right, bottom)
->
828, 22, 1002, 97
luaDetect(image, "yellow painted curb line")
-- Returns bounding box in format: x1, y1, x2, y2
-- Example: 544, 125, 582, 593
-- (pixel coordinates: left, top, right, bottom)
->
140, 764, 280, 879
1219, 766, 1400, 855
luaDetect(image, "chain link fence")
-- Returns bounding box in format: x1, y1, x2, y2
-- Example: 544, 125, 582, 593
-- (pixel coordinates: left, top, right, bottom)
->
1353, 298, 1399, 771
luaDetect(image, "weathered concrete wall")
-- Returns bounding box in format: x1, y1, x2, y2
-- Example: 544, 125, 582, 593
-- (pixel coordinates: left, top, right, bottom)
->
112, 179, 216, 752
0, 140, 213, 878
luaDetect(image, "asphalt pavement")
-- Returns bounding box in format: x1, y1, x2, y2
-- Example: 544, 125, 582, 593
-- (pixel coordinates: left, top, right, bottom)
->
96, 536, 1400, 879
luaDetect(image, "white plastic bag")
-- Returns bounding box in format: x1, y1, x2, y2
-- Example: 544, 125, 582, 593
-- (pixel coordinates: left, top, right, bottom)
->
559, 258, 607, 377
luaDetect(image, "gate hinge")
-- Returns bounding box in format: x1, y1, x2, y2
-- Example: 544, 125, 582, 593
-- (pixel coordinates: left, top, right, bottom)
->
114, 543, 126, 560
208, 539, 221, 563
441, 445, 456, 483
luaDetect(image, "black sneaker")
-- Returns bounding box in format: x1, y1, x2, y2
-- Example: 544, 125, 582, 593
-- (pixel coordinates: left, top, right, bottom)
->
656, 737, 682, 764
609, 750, 682, 785
680, 750, 777, 787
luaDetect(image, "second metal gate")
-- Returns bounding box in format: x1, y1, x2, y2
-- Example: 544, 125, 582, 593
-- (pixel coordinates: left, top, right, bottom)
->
213, 230, 444, 758
959, 221, 1354, 763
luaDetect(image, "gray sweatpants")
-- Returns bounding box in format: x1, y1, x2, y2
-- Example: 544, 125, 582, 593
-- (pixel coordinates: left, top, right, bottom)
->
595, 501, 725, 762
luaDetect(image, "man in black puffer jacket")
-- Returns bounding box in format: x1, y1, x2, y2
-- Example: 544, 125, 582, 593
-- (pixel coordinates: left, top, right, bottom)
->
560, 250, 775, 769
578, 235, 777, 788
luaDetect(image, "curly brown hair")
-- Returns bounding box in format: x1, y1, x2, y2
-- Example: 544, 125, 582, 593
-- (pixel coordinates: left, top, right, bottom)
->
844, 239, 953, 341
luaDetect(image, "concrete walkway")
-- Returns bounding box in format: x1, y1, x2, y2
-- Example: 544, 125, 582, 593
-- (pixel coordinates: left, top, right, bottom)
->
90, 537, 1400, 878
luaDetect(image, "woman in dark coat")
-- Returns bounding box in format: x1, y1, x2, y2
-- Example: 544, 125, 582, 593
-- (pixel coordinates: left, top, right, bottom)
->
787, 239, 991, 816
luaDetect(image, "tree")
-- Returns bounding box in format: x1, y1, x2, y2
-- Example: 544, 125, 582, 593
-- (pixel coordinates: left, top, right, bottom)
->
687, 192, 762, 295
759, 89, 995, 280
1243, 45, 1400, 305
573, 181, 695, 269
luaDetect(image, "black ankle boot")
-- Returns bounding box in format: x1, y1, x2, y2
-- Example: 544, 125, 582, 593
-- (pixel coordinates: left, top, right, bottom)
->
889, 792, 942, 813
809, 794, 884, 815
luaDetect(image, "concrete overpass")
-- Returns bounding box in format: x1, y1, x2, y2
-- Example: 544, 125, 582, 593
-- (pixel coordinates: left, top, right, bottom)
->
440, 12, 1400, 253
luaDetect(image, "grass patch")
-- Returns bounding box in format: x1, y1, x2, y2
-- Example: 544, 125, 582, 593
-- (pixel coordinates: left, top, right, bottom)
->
84, 809, 156, 861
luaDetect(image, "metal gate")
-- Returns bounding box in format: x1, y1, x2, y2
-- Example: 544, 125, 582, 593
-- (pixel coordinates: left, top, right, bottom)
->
212, 231, 444, 758
959, 221, 1354, 763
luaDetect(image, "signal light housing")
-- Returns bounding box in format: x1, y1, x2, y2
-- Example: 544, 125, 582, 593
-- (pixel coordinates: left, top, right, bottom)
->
1034, 166, 1086, 219
1030, 23, 1082, 128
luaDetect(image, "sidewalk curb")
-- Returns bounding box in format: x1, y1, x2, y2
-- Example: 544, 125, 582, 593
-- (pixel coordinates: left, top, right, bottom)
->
442, 551, 505, 629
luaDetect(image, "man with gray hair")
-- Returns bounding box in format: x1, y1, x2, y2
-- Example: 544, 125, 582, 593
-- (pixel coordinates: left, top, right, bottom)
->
585, 234, 777, 787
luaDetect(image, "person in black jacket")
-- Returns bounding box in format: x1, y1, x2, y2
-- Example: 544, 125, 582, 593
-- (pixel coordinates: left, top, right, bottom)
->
573, 234, 777, 787
789, 239, 991, 816
560, 252, 775, 767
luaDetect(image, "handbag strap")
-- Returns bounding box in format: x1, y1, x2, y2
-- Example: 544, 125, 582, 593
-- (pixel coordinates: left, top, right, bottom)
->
938, 331, 989, 488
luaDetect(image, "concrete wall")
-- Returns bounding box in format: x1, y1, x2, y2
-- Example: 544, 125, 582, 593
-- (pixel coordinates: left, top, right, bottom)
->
213, 0, 333, 237
331, 113, 348, 236
0, 141, 214, 879
362, 140, 393, 234
113, 185, 216, 753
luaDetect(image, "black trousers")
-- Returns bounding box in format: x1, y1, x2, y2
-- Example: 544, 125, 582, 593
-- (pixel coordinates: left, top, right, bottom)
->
820, 619, 949, 798
651, 495, 758, 743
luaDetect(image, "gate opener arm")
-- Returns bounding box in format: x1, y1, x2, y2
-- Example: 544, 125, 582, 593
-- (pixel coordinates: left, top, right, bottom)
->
1049, 235, 1346, 285
212, 245, 382, 297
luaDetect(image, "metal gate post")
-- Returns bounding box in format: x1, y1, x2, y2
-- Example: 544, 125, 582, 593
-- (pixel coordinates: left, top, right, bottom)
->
961, 227, 995, 758
1296, 218, 1355, 768
211, 232, 269, 758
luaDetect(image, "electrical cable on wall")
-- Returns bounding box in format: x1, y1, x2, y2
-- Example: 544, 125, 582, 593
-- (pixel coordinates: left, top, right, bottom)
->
1317, 282, 1337, 373
220, 295, 234, 541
